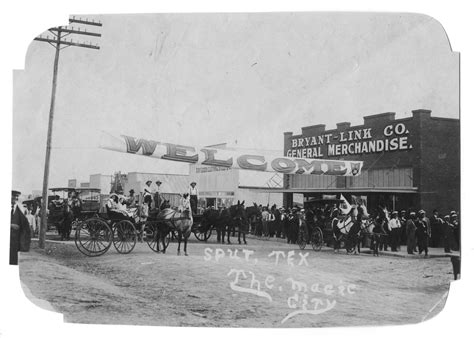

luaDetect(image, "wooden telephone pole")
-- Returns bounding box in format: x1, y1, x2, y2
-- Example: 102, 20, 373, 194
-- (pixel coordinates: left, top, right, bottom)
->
34, 17, 102, 249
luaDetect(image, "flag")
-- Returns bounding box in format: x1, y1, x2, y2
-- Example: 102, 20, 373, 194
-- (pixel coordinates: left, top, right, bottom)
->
339, 194, 352, 215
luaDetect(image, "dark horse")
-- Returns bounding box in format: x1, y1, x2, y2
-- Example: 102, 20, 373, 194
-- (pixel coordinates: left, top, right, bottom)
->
156, 208, 193, 255
200, 207, 228, 243
245, 203, 262, 235
225, 200, 248, 244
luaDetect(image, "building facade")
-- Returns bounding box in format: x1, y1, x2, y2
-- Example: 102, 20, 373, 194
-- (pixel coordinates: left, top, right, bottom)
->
189, 164, 283, 209
283, 109, 460, 215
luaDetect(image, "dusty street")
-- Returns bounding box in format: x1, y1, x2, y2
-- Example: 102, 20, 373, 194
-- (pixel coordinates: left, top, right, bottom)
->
19, 235, 454, 327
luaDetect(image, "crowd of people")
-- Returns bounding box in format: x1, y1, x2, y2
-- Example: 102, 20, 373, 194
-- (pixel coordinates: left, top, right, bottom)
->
14, 179, 461, 258
381, 208, 461, 255
243, 203, 461, 255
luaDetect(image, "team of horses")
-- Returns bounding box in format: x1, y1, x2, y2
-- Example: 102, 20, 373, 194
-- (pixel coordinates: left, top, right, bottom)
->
56, 193, 389, 255
150, 200, 390, 256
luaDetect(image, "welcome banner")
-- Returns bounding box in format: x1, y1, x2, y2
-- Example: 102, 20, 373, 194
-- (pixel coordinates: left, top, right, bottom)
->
99, 132, 363, 177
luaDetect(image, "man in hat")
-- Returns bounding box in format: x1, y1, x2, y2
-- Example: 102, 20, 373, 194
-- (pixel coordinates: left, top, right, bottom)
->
442, 215, 454, 253
406, 212, 417, 254
10, 190, 31, 265
126, 189, 136, 207
387, 211, 401, 252
399, 210, 407, 248
189, 182, 198, 215
416, 210, 430, 256
154, 180, 162, 209
143, 180, 153, 209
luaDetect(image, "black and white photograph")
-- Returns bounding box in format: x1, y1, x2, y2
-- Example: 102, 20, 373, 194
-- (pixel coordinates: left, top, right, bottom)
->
2, 2, 471, 335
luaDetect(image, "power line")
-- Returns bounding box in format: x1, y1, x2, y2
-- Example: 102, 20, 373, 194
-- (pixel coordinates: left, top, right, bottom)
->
34, 17, 102, 249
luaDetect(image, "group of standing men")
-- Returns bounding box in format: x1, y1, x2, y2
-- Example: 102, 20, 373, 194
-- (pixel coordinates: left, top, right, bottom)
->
383, 209, 460, 256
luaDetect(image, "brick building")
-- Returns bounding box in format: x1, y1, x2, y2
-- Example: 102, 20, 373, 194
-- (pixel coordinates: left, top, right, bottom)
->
282, 109, 460, 215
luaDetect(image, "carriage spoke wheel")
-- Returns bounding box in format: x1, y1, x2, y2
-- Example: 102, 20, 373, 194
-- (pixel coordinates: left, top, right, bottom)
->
112, 220, 137, 254
144, 222, 170, 252
311, 227, 323, 252
74, 218, 112, 257
297, 228, 306, 250
194, 225, 212, 241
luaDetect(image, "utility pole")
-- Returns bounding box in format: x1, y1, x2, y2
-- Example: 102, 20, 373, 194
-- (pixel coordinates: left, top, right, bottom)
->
34, 16, 102, 249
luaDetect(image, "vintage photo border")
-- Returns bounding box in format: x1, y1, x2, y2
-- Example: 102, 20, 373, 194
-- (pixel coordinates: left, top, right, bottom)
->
1, 1, 471, 337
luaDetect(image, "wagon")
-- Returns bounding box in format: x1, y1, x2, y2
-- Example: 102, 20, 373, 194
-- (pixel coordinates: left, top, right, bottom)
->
47, 187, 102, 230
296, 198, 345, 251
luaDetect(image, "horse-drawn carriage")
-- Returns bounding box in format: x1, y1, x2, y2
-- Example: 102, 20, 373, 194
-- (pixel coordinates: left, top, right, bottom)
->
300, 198, 344, 248
74, 198, 207, 256
47, 187, 101, 233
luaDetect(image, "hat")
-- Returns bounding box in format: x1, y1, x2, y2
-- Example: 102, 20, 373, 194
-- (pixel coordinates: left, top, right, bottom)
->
409, 212, 416, 216
129, 189, 135, 194
444, 215, 451, 220
400, 210, 406, 214
109, 193, 118, 198
450, 211, 457, 216
419, 209, 425, 214
156, 180, 162, 184
146, 180, 152, 185
392, 211, 398, 216
190, 182, 197, 185
12, 190, 21, 197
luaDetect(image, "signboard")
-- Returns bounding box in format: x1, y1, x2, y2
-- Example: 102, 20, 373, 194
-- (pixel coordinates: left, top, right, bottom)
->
100, 132, 363, 176
287, 122, 413, 158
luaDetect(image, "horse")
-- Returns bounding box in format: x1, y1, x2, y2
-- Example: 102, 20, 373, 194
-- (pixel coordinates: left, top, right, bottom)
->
245, 203, 262, 235
225, 200, 248, 245
332, 204, 370, 253
372, 207, 389, 255
200, 207, 228, 243
156, 207, 193, 255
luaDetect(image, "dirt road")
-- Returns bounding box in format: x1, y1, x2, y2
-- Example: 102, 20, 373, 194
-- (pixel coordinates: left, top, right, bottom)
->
19, 236, 453, 327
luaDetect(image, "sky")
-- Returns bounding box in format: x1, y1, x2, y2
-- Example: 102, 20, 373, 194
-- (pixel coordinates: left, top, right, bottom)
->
12, 12, 459, 194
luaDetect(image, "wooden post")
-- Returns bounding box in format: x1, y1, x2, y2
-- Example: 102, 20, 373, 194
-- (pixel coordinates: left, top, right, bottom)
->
39, 31, 61, 249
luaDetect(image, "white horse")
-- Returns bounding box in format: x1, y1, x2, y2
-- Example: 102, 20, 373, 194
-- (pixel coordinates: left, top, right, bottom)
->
332, 204, 370, 253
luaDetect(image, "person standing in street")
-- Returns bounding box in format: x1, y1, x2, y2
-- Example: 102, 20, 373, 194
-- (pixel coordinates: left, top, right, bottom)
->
406, 212, 417, 254
416, 210, 430, 256
261, 207, 270, 237
420, 209, 431, 244
10, 190, 31, 265
388, 211, 401, 252
399, 210, 407, 248
442, 215, 454, 253
25, 207, 37, 239
189, 182, 198, 215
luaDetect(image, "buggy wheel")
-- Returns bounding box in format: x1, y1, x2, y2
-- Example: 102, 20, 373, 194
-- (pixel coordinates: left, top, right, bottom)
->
112, 220, 137, 254
194, 226, 212, 241
144, 221, 170, 252
297, 228, 306, 250
311, 227, 324, 252
74, 218, 112, 257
